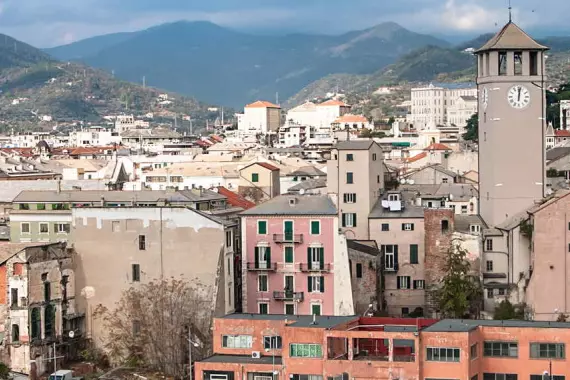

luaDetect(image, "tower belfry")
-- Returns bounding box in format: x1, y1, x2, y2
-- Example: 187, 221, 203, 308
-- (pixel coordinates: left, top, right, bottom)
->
475, 22, 548, 226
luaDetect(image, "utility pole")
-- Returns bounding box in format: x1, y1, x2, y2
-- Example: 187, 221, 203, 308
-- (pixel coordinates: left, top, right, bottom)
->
44, 342, 65, 373
143, 76, 146, 88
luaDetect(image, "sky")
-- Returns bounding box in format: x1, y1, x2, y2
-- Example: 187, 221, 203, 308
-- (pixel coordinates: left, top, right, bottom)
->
0, 0, 567, 48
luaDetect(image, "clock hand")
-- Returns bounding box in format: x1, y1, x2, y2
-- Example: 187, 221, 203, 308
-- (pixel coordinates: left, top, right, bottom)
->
517, 87, 521, 102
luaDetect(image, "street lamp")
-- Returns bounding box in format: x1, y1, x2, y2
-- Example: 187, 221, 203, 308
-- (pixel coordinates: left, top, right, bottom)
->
363, 304, 374, 317
188, 331, 200, 380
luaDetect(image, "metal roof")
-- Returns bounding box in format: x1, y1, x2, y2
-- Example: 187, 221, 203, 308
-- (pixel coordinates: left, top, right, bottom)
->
201, 354, 283, 365
333, 140, 376, 151
13, 189, 224, 203
240, 195, 337, 216
424, 319, 570, 332
219, 314, 357, 329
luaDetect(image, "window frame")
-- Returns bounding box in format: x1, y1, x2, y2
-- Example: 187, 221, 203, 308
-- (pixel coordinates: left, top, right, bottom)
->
289, 343, 323, 358
426, 347, 461, 362
20, 222, 31, 234
310, 220, 321, 235
39, 222, 49, 234
381, 223, 389, 231
529, 342, 565, 359
252, 173, 259, 183
222, 335, 253, 349
483, 341, 518, 358
257, 220, 268, 235
56, 223, 70, 234
258, 274, 268, 292
346, 172, 354, 184
263, 336, 283, 350
410, 244, 419, 264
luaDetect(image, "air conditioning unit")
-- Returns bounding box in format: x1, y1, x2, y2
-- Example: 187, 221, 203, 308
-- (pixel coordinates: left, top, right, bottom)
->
251, 351, 261, 359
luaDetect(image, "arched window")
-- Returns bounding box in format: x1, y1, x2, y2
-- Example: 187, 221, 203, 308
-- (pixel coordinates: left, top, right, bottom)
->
45, 305, 55, 338
31, 307, 41, 339
12, 324, 19, 342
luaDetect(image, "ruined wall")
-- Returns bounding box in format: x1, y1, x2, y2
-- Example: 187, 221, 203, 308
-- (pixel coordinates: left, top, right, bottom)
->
347, 245, 378, 315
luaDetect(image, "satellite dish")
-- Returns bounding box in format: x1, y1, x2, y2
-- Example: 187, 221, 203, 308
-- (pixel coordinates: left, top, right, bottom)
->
68, 330, 75, 338
407, 179, 415, 185
299, 189, 306, 195
399, 178, 406, 184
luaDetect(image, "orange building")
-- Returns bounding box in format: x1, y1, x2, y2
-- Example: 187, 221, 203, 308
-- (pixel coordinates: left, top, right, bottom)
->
196, 315, 570, 380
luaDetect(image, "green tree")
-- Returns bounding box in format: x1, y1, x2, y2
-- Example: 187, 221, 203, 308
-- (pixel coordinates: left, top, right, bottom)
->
462, 113, 478, 142
435, 245, 482, 318
0, 363, 10, 380
493, 300, 527, 320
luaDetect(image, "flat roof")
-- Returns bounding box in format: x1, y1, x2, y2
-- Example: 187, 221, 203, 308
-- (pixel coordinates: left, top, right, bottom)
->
13, 189, 224, 203
201, 354, 283, 365
220, 314, 357, 329
424, 319, 570, 332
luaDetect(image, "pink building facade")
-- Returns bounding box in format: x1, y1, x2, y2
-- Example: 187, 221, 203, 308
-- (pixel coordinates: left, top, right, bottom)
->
240, 195, 346, 316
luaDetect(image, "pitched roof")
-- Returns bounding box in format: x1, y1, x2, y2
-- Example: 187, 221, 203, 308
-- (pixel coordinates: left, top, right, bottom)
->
245, 100, 281, 109
476, 22, 548, 52
216, 186, 255, 210
334, 140, 375, 150
555, 130, 570, 137
317, 99, 350, 107
333, 114, 369, 123
240, 195, 337, 216
547, 147, 570, 162
424, 142, 452, 151
69, 146, 116, 156
242, 162, 280, 171
460, 95, 478, 102
289, 166, 326, 177
405, 152, 427, 163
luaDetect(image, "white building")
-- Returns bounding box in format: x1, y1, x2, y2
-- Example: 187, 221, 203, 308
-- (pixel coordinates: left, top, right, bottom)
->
407, 83, 477, 128
447, 95, 478, 127
69, 127, 121, 147
561, 100, 570, 130
236, 101, 281, 137
331, 114, 372, 131
286, 100, 351, 133
277, 122, 309, 147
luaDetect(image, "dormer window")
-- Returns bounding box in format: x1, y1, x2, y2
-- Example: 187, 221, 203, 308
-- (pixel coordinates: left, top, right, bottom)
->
388, 194, 400, 202
470, 224, 481, 234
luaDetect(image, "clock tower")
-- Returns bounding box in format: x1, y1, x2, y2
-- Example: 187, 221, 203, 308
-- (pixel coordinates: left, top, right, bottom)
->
475, 22, 548, 227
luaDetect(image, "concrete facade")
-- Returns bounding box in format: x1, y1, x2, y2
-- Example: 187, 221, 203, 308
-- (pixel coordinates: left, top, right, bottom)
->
238, 163, 281, 201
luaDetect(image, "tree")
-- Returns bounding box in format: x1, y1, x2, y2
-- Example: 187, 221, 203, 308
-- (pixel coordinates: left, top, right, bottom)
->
0, 363, 10, 380
435, 245, 482, 318
462, 113, 478, 142
494, 300, 527, 320
94, 277, 212, 377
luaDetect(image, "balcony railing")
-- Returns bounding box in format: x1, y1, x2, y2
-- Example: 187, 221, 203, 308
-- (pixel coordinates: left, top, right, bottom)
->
273, 234, 303, 244
246, 262, 277, 271
273, 291, 304, 302
300, 263, 331, 272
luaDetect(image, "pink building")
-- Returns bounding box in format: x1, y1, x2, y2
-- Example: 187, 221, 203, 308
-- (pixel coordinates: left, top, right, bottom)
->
240, 195, 354, 316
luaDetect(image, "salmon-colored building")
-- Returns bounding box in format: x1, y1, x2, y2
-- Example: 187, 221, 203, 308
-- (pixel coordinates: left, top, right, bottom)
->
196, 314, 570, 380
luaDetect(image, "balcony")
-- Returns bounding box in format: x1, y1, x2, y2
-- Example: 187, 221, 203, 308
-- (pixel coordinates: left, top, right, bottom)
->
246, 262, 277, 271
273, 291, 304, 302
273, 234, 303, 244
300, 263, 331, 272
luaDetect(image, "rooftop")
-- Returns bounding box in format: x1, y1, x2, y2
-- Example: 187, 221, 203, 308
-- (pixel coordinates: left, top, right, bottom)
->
333, 114, 369, 124
240, 195, 337, 216
400, 183, 479, 202
454, 214, 487, 234
244, 162, 280, 171
202, 354, 283, 365
245, 100, 281, 109
288, 166, 326, 177
369, 197, 425, 219
476, 22, 548, 52
288, 178, 327, 192
334, 140, 376, 151
424, 318, 570, 332
216, 186, 255, 210
220, 313, 356, 329
424, 142, 452, 151
317, 99, 350, 107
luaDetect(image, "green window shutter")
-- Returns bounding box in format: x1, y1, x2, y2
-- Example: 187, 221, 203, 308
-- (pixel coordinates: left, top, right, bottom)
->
410, 244, 418, 264
320, 276, 325, 292
285, 247, 293, 263
252, 173, 259, 182
411, 223, 415, 231
308, 276, 313, 292
319, 248, 324, 269
311, 221, 320, 234
266, 247, 271, 266
394, 245, 399, 270
353, 214, 357, 227
307, 247, 312, 270
341, 214, 346, 227
401, 223, 405, 231
258, 220, 266, 234
254, 247, 259, 268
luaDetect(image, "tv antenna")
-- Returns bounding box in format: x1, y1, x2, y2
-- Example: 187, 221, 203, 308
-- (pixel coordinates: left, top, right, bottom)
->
508, 0, 512, 22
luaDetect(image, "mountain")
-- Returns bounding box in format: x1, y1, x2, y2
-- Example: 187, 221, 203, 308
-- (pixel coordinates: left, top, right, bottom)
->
0, 33, 223, 131
44, 21, 449, 107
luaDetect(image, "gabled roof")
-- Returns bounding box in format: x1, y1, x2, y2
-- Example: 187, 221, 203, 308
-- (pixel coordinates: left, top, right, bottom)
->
404, 152, 427, 163
317, 99, 350, 107
476, 22, 548, 52
334, 140, 375, 150
242, 162, 280, 172
245, 100, 281, 109
333, 114, 369, 123
216, 186, 255, 210
240, 195, 337, 216
424, 142, 452, 151
555, 130, 570, 137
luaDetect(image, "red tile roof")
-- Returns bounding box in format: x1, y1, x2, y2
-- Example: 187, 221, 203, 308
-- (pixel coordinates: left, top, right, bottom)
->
0, 148, 35, 157
216, 186, 255, 210
69, 146, 115, 155
405, 152, 427, 163
555, 130, 570, 137
248, 162, 280, 171
424, 143, 452, 151
210, 135, 224, 143
245, 100, 281, 109
333, 114, 369, 123
317, 99, 350, 107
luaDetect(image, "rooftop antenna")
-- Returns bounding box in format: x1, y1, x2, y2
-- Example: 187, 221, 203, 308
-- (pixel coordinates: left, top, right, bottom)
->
508, 0, 512, 22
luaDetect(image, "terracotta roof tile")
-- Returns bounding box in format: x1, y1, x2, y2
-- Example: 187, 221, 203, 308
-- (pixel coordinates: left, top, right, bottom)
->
424, 143, 452, 151
216, 186, 255, 210
317, 99, 350, 107
255, 162, 280, 171
555, 130, 570, 137
405, 152, 427, 163
333, 114, 369, 123
245, 100, 281, 109
69, 146, 116, 155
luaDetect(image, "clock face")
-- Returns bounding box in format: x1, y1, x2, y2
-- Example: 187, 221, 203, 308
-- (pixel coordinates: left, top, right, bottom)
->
482, 88, 489, 110
507, 85, 531, 109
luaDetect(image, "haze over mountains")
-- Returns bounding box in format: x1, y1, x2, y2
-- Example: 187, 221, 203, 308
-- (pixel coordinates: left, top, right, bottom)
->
45, 21, 451, 107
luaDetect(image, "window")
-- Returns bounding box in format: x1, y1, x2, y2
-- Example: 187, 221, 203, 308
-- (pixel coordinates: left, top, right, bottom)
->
346, 154, 354, 161
498, 288, 505, 296
401, 307, 409, 316
56, 223, 70, 233
21, 223, 30, 234
308, 247, 324, 270
11, 288, 18, 307
222, 335, 253, 349
402, 223, 414, 231
383, 245, 398, 271
290, 343, 323, 358
530, 51, 538, 75
264, 336, 282, 350
442, 220, 449, 232
484, 341, 518, 357
381, 223, 389, 231
258, 275, 268, 292
483, 374, 517, 380
486, 260, 493, 271
52, 203, 68, 210
397, 276, 410, 289
426, 347, 460, 362
531, 376, 564, 380
12, 324, 19, 342
133, 320, 141, 336
285, 246, 294, 263
343, 193, 356, 203
372, 153, 377, 161
112, 221, 121, 232
259, 303, 268, 314
138, 235, 146, 250
311, 221, 320, 235
514, 51, 523, 75
341, 213, 356, 227
413, 280, 425, 289
31, 308, 41, 339
291, 375, 323, 380
346, 172, 353, 184
442, 177, 449, 184
356, 263, 363, 278
499, 51, 508, 75
285, 303, 295, 315
19, 203, 29, 210
44, 281, 51, 301
377, 175, 380, 184
470, 224, 481, 234
226, 231, 232, 247
39, 223, 49, 234
471, 343, 478, 359
311, 303, 321, 316
530, 343, 565, 359
37, 203, 46, 210
461, 205, 468, 214
252, 173, 259, 183
410, 244, 419, 264
487, 288, 494, 299
308, 276, 324, 293
257, 220, 267, 234
486, 239, 493, 251
132, 264, 141, 282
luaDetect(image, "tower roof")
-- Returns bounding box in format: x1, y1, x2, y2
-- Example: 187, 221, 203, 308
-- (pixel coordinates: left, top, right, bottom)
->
476, 22, 548, 53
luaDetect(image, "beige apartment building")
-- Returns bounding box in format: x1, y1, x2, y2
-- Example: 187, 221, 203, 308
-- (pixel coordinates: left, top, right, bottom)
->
238, 162, 281, 202
327, 140, 384, 240
71, 206, 238, 347
237, 101, 281, 137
